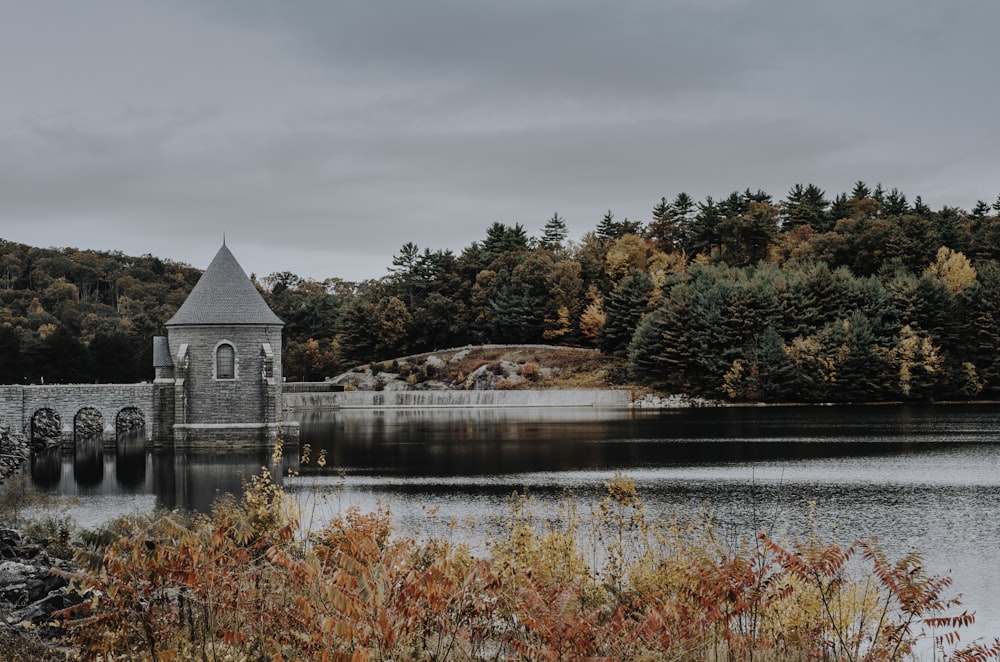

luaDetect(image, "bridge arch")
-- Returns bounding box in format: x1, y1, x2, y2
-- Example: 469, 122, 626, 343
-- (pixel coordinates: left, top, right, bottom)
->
73, 406, 104, 442
115, 406, 147, 436
30, 408, 61, 446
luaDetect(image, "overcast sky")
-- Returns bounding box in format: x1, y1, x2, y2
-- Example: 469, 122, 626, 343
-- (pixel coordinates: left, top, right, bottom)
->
2, 1, 998, 283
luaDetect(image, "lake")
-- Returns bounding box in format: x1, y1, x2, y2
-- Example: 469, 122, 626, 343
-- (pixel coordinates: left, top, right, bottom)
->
25, 403, 1000, 644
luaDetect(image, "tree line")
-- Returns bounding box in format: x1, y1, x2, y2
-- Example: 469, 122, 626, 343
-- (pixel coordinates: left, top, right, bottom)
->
2, 179, 999, 401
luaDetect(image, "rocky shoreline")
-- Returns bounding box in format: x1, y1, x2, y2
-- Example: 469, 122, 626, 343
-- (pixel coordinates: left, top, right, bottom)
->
0, 423, 30, 484
0, 527, 83, 656
1, 424, 83, 659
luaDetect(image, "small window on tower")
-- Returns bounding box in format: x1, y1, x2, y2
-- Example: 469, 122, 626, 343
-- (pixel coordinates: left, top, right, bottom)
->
216, 343, 235, 379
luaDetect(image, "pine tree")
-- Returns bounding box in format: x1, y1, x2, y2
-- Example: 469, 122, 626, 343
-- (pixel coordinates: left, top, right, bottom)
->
782, 183, 829, 230
827, 193, 851, 228
596, 210, 621, 240
882, 188, 910, 216
971, 200, 991, 219
628, 283, 694, 392
851, 180, 871, 200
540, 213, 569, 251
688, 196, 723, 257
912, 196, 932, 217
0, 324, 23, 384
627, 307, 668, 386
838, 311, 883, 401
670, 192, 696, 220
598, 269, 654, 357
487, 280, 540, 344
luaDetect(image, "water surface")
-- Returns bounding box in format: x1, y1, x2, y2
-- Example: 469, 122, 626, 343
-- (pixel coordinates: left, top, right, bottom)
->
28, 403, 1000, 644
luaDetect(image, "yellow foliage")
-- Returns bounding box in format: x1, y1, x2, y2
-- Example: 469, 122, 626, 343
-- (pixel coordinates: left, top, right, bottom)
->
604, 234, 662, 281
893, 324, 944, 397
924, 246, 976, 292
579, 297, 606, 342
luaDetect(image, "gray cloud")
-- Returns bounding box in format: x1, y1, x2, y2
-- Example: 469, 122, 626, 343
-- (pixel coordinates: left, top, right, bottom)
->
1, 0, 998, 281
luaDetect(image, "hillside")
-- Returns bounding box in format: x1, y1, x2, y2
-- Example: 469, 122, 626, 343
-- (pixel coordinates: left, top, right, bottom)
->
330, 345, 630, 391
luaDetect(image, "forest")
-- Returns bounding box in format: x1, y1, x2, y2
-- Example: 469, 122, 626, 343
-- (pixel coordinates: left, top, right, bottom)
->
1, 180, 999, 402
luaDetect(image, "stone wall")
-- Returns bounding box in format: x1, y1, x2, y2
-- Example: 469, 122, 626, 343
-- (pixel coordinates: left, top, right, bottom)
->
167, 324, 283, 428
0, 384, 156, 442
283, 388, 632, 410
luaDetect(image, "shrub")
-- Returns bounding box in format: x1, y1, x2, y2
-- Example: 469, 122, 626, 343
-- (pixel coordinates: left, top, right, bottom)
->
517, 361, 540, 382
56, 470, 996, 661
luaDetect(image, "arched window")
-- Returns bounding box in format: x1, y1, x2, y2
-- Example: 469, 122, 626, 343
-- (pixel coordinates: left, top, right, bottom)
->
216, 343, 235, 379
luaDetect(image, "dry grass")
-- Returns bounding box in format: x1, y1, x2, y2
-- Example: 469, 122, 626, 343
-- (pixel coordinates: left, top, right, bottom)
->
0, 629, 74, 661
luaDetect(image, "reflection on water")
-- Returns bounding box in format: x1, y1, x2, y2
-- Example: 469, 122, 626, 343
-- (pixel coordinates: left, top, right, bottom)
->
73, 436, 104, 487
28, 403, 1000, 641
30, 428, 291, 520
116, 430, 147, 490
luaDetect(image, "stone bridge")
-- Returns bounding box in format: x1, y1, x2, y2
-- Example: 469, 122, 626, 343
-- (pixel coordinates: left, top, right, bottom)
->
0, 384, 168, 445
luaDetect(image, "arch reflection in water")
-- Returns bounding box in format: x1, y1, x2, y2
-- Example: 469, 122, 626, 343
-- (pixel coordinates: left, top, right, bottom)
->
30, 447, 62, 489
73, 435, 104, 487
115, 428, 147, 490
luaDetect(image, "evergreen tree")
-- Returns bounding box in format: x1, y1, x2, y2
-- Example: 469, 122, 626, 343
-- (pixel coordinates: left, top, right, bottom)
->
39, 325, 93, 383
627, 308, 665, 386
598, 269, 654, 357
670, 192, 696, 220
851, 180, 872, 200
826, 193, 851, 229
971, 200, 991, 219
89, 325, 142, 383
482, 223, 529, 263
618, 218, 644, 236
755, 325, 795, 401
647, 193, 694, 253
685, 268, 732, 394
338, 298, 377, 363
782, 183, 829, 230
688, 196, 723, 257
882, 188, 910, 216
540, 213, 569, 251
596, 210, 621, 240
487, 280, 540, 344
838, 311, 884, 401
628, 284, 693, 392
912, 196, 932, 217
719, 202, 779, 267
646, 198, 676, 252
0, 325, 23, 384
966, 260, 1000, 395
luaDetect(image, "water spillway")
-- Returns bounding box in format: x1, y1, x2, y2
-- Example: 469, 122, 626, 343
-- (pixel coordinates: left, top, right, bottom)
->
282, 388, 630, 410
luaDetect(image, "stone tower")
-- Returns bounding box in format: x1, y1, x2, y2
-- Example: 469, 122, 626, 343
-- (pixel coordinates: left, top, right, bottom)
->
152, 242, 297, 447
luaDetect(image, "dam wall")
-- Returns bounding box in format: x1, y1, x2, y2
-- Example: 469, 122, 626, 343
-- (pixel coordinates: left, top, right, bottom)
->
282, 388, 631, 410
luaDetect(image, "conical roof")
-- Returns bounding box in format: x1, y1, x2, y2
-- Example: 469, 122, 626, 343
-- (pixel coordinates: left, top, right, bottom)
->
166, 243, 283, 326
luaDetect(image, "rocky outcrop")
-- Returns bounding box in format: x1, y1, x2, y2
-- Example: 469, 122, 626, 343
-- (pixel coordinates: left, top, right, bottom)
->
629, 392, 720, 408
0, 528, 84, 650
0, 423, 30, 483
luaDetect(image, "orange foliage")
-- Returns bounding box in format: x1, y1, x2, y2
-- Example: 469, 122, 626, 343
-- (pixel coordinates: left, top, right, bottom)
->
55, 471, 997, 661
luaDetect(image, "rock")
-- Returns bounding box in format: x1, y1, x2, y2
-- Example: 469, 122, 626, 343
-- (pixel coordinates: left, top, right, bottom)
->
448, 349, 472, 364
0, 425, 30, 483
0, 529, 83, 654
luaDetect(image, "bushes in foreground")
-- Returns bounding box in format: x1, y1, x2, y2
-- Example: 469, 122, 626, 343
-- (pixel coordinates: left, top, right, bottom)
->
58, 471, 998, 661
